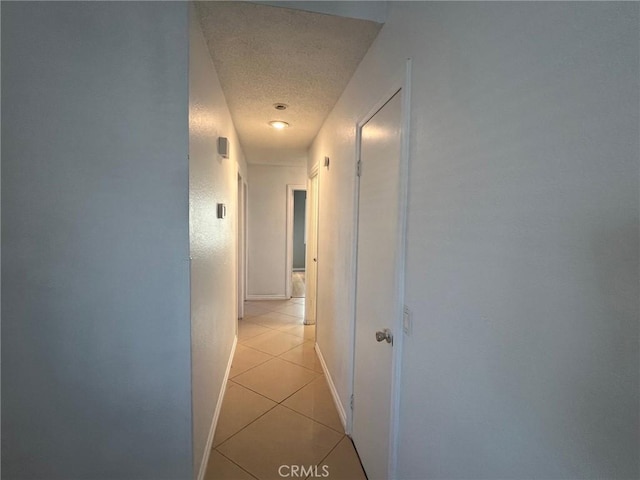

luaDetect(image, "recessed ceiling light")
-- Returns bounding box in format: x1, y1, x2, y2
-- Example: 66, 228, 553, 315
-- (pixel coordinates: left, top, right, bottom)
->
269, 120, 289, 129
273, 103, 288, 111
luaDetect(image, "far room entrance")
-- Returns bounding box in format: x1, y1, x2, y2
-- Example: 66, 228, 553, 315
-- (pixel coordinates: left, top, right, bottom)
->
287, 186, 307, 299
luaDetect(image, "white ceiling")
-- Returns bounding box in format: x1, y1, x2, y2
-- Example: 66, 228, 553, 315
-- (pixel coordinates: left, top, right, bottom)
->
195, 1, 383, 166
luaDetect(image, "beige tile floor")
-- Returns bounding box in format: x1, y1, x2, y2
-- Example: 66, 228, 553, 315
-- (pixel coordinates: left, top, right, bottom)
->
205, 299, 367, 480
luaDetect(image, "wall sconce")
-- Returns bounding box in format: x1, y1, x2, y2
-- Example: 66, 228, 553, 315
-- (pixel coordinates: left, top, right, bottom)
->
324, 156, 330, 168
218, 137, 229, 159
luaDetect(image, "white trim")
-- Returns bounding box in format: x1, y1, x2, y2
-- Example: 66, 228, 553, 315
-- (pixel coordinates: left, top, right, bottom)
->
314, 342, 347, 432
348, 58, 412, 480
304, 170, 319, 326
196, 336, 237, 480
246, 294, 288, 301
237, 174, 246, 320
285, 184, 307, 299
387, 57, 412, 480
243, 182, 248, 303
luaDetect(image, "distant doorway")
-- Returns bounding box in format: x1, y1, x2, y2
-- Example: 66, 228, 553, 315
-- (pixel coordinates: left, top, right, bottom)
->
286, 185, 307, 299
292, 271, 306, 298
292, 190, 307, 298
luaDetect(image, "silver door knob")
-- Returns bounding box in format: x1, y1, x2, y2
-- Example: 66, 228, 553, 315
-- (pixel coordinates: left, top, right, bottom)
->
375, 328, 393, 345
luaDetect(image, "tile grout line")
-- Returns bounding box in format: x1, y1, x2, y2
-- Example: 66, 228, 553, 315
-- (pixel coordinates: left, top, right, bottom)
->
217, 377, 341, 454
244, 306, 306, 320
213, 400, 279, 450
238, 335, 309, 358
220, 302, 334, 479
276, 355, 323, 374
232, 365, 318, 405
231, 338, 314, 380
279, 402, 346, 435
229, 346, 276, 378
214, 447, 261, 480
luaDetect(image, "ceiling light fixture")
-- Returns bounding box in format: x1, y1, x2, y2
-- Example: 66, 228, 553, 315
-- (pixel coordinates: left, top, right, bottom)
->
269, 120, 289, 130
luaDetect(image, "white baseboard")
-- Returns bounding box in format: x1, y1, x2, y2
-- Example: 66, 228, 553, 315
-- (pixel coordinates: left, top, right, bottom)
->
196, 335, 237, 480
314, 342, 347, 432
246, 294, 288, 301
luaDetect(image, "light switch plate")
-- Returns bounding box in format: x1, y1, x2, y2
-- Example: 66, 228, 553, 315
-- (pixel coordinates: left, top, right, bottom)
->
218, 137, 230, 159
217, 203, 226, 219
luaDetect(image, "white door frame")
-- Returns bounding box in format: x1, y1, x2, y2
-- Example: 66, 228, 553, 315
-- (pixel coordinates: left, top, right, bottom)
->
285, 184, 307, 299
348, 58, 412, 479
237, 174, 248, 318
305, 165, 320, 325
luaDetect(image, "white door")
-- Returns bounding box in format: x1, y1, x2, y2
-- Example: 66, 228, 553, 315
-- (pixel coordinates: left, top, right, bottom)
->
305, 172, 319, 325
352, 90, 403, 479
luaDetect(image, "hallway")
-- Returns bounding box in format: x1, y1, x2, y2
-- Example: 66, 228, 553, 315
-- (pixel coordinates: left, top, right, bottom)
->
205, 300, 366, 480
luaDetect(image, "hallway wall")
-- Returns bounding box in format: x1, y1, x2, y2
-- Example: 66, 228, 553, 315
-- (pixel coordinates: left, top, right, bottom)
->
1, 2, 193, 478
189, 5, 249, 478
247, 164, 306, 299
310, 2, 639, 478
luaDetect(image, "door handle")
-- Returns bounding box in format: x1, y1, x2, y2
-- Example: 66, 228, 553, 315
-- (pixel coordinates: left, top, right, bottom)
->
375, 328, 393, 345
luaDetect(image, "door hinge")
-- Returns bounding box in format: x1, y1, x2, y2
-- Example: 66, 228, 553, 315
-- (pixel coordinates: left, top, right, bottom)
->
356, 160, 362, 177
350, 394, 354, 410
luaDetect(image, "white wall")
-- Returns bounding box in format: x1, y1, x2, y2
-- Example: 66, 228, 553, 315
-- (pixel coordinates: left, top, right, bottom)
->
247, 164, 306, 298
310, 2, 639, 478
190, 5, 248, 478
1, 3, 193, 478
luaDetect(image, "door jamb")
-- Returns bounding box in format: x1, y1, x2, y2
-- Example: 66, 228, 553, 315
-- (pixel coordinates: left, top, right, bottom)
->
305, 165, 320, 325
348, 58, 412, 480
237, 174, 248, 319
286, 184, 307, 299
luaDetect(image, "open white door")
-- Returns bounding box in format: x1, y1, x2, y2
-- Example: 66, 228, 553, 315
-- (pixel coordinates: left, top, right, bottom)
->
305, 170, 319, 325
352, 87, 407, 480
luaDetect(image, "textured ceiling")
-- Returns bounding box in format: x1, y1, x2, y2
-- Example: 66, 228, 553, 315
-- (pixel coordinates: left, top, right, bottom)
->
195, 2, 382, 166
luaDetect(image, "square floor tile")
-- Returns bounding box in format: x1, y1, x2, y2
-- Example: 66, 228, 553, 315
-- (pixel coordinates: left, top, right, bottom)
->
230, 345, 273, 378
240, 329, 305, 356
238, 320, 273, 341
274, 303, 305, 318
247, 311, 302, 328
243, 302, 273, 318
282, 376, 344, 433
319, 437, 367, 480
217, 406, 343, 480
213, 381, 277, 446
232, 357, 319, 402
204, 451, 256, 480
279, 324, 315, 341
279, 341, 323, 373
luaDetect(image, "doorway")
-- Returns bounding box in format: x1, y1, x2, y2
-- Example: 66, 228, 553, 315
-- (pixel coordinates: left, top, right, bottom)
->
286, 184, 307, 300
292, 190, 307, 298
350, 62, 411, 480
